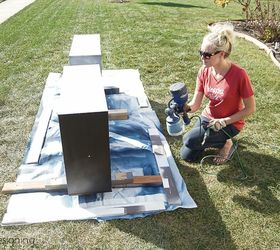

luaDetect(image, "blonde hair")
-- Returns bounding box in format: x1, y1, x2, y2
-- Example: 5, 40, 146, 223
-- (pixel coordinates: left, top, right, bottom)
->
203, 22, 235, 57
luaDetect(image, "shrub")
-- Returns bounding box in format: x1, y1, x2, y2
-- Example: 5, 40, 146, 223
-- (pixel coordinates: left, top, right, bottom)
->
214, 0, 280, 42
248, 0, 280, 42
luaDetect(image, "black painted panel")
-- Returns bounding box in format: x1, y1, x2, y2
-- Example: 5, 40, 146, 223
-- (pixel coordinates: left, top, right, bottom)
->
59, 112, 111, 195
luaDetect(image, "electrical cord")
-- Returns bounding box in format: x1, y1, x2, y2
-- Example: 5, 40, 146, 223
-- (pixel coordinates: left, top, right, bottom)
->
188, 114, 207, 146
199, 127, 247, 179
200, 129, 280, 179
186, 116, 247, 179
186, 116, 278, 179
188, 114, 202, 137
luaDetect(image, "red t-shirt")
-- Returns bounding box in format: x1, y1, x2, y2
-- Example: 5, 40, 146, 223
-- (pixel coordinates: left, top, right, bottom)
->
197, 63, 254, 131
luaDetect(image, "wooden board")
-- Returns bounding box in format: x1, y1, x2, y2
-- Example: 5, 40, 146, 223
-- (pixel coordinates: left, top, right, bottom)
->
1, 175, 162, 194
1, 201, 166, 226
25, 73, 61, 164
148, 128, 182, 205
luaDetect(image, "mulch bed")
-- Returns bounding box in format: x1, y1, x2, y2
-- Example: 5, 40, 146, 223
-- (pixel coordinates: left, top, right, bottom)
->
232, 20, 280, 63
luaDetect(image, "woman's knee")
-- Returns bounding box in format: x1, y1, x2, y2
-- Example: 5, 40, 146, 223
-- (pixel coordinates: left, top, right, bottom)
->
180, 145, 202, 162
180, 145, 194, 161
183, 133, 203, 150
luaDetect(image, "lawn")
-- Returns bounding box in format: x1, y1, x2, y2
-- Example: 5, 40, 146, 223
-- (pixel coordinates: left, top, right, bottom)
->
0, 0, 279, 249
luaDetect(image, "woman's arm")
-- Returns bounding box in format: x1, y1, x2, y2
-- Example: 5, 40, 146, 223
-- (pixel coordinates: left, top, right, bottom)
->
184, 66, 205, 113
184, 90, 204, 113
224, 95, 256, 125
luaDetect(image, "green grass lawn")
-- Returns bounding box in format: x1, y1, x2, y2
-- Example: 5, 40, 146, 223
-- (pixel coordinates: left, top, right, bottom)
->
0, 0, 279, 249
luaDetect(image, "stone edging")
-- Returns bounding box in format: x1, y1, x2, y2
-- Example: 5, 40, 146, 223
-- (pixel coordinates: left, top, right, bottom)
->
235, 31, 280, 70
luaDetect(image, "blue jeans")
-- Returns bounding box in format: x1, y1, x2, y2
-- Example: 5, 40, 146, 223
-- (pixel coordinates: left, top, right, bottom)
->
180, 116, 240, 162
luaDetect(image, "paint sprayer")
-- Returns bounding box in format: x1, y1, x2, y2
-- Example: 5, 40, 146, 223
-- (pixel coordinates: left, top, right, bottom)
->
165, 82, 191, 136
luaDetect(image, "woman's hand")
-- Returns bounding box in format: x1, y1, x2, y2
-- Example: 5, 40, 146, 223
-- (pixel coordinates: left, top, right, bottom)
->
184, 91, 204, 113
183, 103, 191, 113
207, 119, 227, 131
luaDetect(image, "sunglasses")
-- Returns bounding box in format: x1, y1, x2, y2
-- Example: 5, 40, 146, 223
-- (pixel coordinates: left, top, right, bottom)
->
199, 50, 221, 59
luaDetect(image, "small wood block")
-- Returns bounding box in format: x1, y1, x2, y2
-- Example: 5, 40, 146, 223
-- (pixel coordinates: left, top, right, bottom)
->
108, 109, 128, 120
152, 145, 165, 155
115, 172, 133, 180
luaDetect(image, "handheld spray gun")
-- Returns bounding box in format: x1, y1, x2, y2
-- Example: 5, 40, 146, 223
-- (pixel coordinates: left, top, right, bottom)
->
165, 82, 229, 148
165, 82, 191, 136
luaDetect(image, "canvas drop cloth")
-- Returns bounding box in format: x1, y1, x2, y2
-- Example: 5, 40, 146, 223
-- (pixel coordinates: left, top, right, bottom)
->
1, 69, 197, 226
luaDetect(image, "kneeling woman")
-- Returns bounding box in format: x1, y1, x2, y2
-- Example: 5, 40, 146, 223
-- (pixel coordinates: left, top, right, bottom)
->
181, 23, 256, 164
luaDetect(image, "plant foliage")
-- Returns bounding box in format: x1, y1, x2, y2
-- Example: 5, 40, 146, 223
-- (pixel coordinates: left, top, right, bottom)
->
214, 0, 280, 42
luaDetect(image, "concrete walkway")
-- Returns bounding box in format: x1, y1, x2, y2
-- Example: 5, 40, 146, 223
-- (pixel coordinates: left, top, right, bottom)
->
0, 0, 35, 24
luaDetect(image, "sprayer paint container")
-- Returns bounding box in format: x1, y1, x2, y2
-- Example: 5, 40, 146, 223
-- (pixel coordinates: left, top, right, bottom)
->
166, 115, 184, 136
169, 82, 188, 111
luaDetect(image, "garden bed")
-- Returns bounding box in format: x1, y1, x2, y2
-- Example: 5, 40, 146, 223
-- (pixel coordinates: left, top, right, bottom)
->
233, 20, 280, 63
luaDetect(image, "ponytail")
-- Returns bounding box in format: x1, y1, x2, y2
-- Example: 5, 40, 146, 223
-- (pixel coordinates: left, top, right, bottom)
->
204, 22, 235, 57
